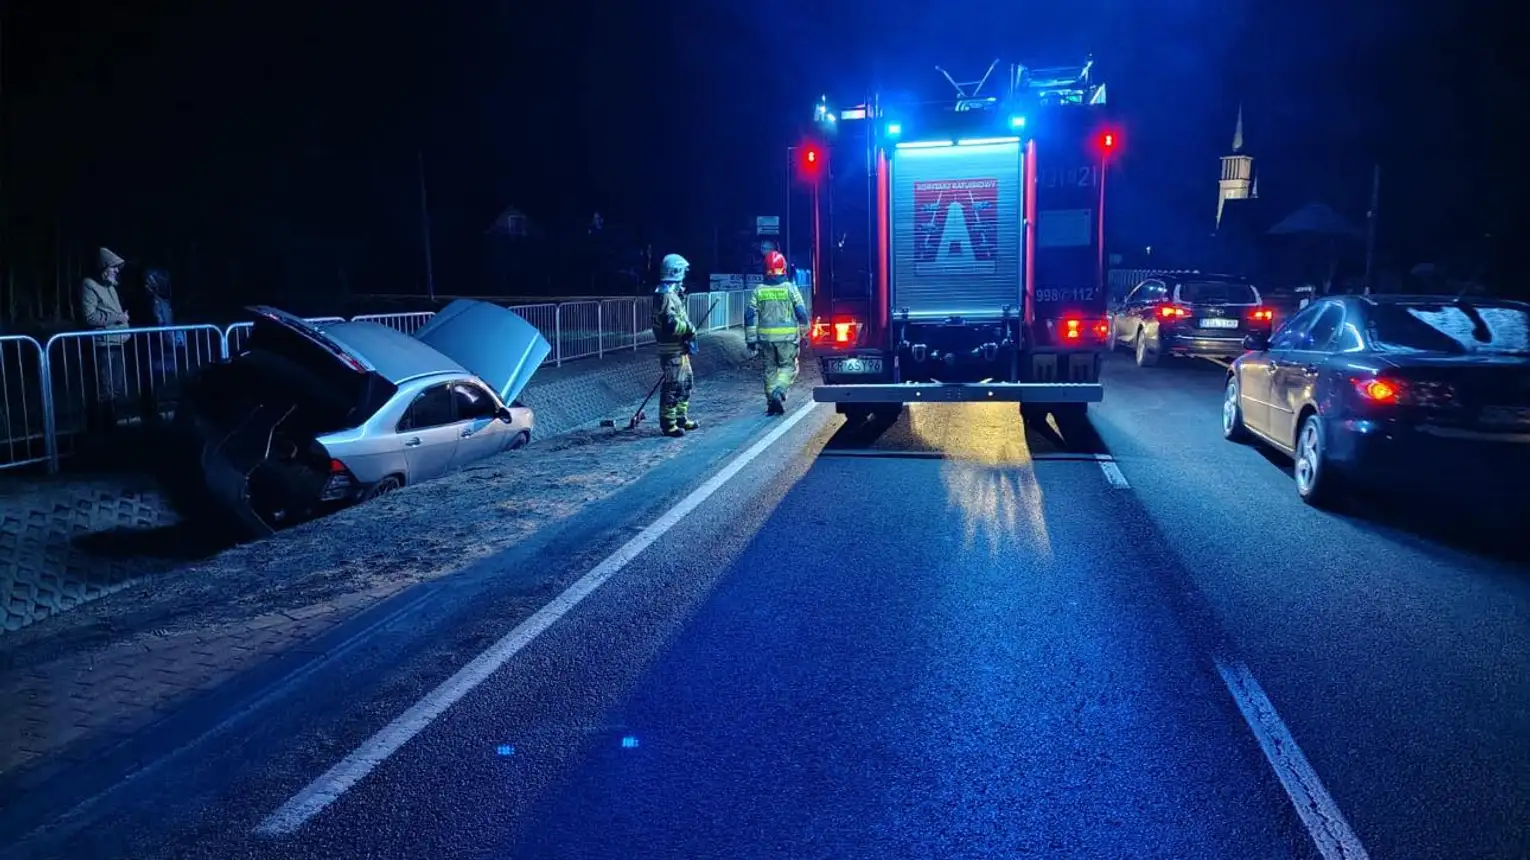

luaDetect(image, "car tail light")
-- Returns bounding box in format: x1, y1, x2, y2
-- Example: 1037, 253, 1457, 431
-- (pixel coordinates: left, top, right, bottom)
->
1157, 304, 1189, 320
320, 457, 356, 502
1250, 308, 1274, 323
1353, 377, 1403, 404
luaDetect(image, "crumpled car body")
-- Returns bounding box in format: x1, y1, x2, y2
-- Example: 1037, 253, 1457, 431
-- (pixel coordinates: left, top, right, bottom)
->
170, 300, 550, 537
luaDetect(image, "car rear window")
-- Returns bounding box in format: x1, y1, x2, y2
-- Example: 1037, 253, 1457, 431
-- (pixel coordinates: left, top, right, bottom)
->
1369, 302, 1530, 355
1177, 281, 1259, 304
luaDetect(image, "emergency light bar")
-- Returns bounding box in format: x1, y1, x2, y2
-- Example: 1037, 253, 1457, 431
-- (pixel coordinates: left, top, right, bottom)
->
840, 107, 868, 120
895, 140, 954, 149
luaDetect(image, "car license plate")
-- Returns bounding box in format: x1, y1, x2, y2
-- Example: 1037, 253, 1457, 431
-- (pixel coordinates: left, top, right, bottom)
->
1479, 405, 1530, 428
1200, 318, 1239, 329
830, 357, 882, 374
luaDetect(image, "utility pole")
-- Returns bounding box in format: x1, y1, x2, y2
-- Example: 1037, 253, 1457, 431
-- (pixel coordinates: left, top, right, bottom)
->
417, 151, 436, 302
1363, 163, 1381, 294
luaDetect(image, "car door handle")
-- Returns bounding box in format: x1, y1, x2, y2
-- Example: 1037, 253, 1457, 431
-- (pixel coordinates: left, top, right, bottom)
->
405, 437, 422, 448
460, 427, 474, 438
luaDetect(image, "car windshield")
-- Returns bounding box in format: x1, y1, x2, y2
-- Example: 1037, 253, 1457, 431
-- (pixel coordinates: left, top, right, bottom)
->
1178, 281, 1258, 304
1369, 301, 1530, 356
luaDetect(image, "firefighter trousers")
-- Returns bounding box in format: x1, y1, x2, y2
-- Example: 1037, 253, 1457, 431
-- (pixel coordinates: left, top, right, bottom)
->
761, 341, 799, 399
659, 354, 694, 428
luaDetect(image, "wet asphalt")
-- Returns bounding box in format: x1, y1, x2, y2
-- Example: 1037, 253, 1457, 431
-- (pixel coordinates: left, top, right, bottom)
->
5, 353, 1527, 860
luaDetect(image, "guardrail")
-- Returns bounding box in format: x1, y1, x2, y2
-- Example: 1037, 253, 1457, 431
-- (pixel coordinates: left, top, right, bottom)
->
0, 291, 756, 474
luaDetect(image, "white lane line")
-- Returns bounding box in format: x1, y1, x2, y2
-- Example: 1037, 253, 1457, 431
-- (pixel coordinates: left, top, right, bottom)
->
1202, 356, 1232, 369
1216, 658, 1371, 860
1092, 454, 1130, 489
255, 402, 825, 837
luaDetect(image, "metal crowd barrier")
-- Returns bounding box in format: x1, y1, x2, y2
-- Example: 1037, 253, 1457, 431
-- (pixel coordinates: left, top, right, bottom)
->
0, 292, 753, 474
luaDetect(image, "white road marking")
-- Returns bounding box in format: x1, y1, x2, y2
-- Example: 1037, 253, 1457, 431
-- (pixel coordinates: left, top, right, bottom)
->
1216, 658, 1371, 860
255, 402, 825, 837
1093, 454, 1130, 489
1202, 356, 1232, 369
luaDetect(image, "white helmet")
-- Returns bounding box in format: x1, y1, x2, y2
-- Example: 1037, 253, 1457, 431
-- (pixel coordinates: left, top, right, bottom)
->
660, 253, 690, 283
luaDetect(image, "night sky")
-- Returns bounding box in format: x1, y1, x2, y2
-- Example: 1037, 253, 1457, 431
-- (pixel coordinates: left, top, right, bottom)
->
2, 0, 1522, 309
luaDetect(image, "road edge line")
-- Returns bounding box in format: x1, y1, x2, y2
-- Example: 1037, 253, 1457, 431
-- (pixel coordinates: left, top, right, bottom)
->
1215, 657, 1371, 860
254, 401, 823, 837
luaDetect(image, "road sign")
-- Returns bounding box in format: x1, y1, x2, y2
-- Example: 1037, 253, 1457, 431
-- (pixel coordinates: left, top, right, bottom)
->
756, 216, 781, 235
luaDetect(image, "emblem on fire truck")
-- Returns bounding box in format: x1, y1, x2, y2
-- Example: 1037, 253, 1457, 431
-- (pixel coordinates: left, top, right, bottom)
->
913, 178, 999, 276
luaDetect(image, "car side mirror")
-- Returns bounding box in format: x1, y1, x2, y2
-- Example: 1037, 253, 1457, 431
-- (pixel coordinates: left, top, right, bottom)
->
1242, 332, 1270, 352
496, 406, 514, 423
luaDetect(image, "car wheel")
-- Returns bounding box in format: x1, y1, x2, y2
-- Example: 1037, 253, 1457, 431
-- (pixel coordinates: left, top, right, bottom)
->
1293, 413, 1338, 507
1222, 377, 1250, 442
509, 430, 531, 450
364, 475, 403, 501
1133, 329, 1158, 367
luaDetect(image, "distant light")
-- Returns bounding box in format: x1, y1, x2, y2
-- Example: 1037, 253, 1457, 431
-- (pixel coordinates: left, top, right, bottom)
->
841, 107, 867, 120
496, 744, 515, 757
895, 140, 954, 149
886, 122, 902, 136
621, 736, 640, 749
1009, 115, 1026, 129
1101, 132, 1116, 149
957, 136, 1021, 146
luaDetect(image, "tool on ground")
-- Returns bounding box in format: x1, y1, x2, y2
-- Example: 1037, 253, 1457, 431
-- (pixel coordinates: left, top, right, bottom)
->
613, 297, 723, 430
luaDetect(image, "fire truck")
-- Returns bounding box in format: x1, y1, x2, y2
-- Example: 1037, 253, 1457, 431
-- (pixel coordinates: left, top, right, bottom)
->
801, 58, 1118, 423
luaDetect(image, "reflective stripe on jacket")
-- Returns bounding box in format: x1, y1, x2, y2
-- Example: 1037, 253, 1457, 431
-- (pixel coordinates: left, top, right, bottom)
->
745, 280, 809, 344
652, 285, 693, 356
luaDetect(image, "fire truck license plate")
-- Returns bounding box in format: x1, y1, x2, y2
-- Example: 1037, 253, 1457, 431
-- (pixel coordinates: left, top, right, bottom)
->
830, 357, 882, 374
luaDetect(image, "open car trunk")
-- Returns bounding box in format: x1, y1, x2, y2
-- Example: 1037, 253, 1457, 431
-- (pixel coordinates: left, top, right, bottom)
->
173, 309, 398, 537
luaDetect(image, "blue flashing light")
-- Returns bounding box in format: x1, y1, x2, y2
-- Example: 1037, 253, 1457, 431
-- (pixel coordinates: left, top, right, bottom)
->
1009, 115, 1027, 130
841, 107, 867, 120
621, 735, 640, 749
496, 744, 516, 756
895, 140, 954, 149
885, 122, 902, 137
957, 136, 1021, 146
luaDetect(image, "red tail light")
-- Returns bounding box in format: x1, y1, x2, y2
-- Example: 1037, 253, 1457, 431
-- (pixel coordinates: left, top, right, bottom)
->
329, 458, 349, 473
1158, 304, 1189, 320
321, 457, 357, 502
1353, 378, 1402, 404
1058, 317, 1110, 344
811, 316, 861, 348
1250, 308, 1274, 322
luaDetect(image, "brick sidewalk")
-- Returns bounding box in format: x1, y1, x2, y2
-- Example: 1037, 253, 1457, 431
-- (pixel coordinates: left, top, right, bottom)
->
2, 584, 402, 774
0, 332, 765, 781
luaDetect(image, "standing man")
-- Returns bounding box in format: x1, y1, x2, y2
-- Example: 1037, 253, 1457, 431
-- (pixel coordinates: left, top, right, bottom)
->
651, 253, 699, 438
745, 250, 810, 415
79, 247, 131, 433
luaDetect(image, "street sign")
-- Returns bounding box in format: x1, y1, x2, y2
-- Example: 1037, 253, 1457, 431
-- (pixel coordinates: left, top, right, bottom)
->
756, 216, 781, 235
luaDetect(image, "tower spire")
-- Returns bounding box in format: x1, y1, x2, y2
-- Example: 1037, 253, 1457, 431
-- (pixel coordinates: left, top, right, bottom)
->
1232, 103, 1245, 153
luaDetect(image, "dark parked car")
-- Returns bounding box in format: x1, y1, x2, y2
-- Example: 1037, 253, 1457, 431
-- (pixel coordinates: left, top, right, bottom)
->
1223, 294, 1530, 505
1112, 275, 1275, 366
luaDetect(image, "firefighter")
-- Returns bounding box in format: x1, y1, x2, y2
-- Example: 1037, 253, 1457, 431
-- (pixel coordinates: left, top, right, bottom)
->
651, 253, 699, 437
745, 250, 811, 415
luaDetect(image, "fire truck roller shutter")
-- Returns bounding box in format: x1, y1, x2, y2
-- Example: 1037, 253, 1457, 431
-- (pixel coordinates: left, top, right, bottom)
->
890, 139, 1023, 319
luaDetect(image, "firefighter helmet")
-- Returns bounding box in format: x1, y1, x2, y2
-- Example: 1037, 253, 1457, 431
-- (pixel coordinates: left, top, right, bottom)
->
660, 253, 690, 282
764, 250, 788, 278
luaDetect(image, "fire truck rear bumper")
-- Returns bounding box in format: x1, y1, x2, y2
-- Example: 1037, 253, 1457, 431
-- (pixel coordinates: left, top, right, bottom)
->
813, 382, 1103, 404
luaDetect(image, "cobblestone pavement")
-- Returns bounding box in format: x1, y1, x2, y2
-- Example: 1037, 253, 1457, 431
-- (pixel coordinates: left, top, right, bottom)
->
0, 332, 772, 779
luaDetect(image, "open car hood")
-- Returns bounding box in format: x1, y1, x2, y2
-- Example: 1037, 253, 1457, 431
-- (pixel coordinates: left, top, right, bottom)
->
413, 299, 551, 404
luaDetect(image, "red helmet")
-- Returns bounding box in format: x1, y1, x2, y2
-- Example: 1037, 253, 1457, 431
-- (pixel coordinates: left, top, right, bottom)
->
764, 250, 788, 277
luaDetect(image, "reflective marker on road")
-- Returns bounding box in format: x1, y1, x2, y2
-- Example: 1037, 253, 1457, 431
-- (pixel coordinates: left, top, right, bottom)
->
255, 403, 825, 838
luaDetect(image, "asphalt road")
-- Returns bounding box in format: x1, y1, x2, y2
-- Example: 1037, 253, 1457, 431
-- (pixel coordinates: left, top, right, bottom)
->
6, 354, 1527, 859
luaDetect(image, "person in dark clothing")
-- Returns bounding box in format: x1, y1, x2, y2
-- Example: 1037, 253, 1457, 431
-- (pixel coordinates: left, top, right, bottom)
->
135, 268, 185, 424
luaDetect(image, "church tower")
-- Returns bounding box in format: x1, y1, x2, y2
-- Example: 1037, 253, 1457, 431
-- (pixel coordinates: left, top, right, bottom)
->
1216, 105, 1256, 229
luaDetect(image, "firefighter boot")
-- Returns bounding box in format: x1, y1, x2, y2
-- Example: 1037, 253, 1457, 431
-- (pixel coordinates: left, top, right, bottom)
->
678, 403, 699, 432
766, 390, 785, 415
660, 421, 686, 438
